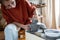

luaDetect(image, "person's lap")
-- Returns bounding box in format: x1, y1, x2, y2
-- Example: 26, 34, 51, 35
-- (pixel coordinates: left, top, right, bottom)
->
4, 24, 20, 40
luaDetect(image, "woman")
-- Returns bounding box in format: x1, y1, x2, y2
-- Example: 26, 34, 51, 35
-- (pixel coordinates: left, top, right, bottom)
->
0, 0, 45, 40
0, 0, 36, 40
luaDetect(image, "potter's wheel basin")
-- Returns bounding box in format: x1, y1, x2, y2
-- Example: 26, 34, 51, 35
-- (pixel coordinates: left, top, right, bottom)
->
44, 29, 60, 37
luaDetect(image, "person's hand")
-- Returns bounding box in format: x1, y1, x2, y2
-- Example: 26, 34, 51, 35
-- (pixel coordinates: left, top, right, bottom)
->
21, 24, 30, 31
3, 0, 16, 9
13, 22, 30, 30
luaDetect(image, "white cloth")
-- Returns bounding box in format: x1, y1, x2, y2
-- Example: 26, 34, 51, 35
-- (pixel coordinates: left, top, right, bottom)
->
4, 24, 20, 40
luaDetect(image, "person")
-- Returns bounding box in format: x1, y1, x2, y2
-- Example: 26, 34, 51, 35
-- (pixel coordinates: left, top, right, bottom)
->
0, 0, 45, 40
0, 0, 36, 40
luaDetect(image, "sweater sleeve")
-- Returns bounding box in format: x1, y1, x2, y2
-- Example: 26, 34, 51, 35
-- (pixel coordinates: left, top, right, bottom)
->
25, 0, 36, 18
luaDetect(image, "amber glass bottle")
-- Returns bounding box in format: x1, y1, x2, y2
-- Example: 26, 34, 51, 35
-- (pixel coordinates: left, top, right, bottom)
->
18, 28, 26, 40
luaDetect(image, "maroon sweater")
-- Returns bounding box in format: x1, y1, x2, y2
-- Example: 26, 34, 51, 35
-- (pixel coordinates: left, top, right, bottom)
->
1, 0, 35, 25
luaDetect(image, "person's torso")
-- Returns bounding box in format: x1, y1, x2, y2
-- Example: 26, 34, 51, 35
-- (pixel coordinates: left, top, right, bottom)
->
1, 0, 30, 24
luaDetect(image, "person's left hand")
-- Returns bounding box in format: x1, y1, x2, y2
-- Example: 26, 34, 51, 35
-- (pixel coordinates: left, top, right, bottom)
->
3, 0, 16, 9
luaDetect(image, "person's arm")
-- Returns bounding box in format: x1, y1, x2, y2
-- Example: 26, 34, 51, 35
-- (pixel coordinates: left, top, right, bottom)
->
13, 22, 30, 30
25, 0, 36, 18
2, 14, 30, 30
25, 0, 46, 17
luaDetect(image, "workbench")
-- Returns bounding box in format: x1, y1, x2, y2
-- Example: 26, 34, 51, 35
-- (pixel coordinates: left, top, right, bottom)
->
18, 31, 44, 40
